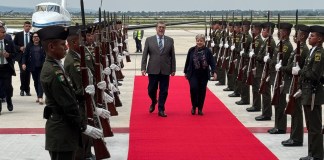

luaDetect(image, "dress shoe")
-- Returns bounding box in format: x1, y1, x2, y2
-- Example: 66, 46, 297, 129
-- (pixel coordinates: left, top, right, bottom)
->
255, 115, 271, 121
39, 98, 44, 105
198, 110, 204, 115
7, 104, 13, 112
246, 106, 261, 112
191, 107, 196, 115
215, 82, 224, 86
223, 87, 234, 91
0, 102, 2, 114
158, 111, 167, 117
228, 92, 240, 97
25, 92, 31, 96
235, 100, 249, 105
268, 128, 286, 134
20, 90, 24, 96
281, 139, 302, 147
149, 101, 157, 113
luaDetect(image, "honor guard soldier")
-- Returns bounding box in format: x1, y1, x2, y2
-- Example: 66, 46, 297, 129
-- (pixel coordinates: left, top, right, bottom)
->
39, 26, 103, 160
215, 20, 227, 86
267, 22, 293, 134
295, 25, 324, 160
281, 24, 310, 147
255, 22, 276, 121
246, 22, 264, 111
235, 20, 252, 105
211, 20, 222, 78
228, 21, 243, 98
223, 21, 235, 91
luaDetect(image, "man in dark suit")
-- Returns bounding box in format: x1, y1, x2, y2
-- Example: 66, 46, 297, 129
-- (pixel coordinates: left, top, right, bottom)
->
141, 21, 176, 117
13, 21, 32, 96
0, 26, 16, 114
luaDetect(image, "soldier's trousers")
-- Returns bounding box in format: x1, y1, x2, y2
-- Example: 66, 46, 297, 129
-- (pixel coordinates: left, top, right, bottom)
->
261, 83, 272, 117
216, 67, 225, 84
252, 77, 261, 109
233, 69, 241, 94
274, 93, 287, 131
240, 71, 250, 103
304, 105, 322, 159
227, 71, 234, 89
290, 98, 304, 143
49, 151, 75, 160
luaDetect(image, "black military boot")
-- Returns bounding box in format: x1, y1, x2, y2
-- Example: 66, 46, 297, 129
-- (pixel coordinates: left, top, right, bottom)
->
6, 97, 13, 112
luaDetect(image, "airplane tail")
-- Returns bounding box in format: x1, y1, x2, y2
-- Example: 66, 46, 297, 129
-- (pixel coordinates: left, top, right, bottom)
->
61, 0, 66, 9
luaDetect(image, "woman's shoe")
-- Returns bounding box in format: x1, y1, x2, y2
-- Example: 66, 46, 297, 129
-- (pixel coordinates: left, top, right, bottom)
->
36, 98, 39, 103
39, 98, 44, 105
198, 110, 204, 115
191, 107, 196, 115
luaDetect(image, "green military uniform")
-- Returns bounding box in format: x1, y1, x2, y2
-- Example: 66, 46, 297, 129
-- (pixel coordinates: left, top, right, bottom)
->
298, 26, 324, 160
267, 23, 293, 134
225, 23, 235, 91
246, 23, 264, 111
229, 25, 243, 97
255, 22, 276, 120
281, 28, 309, 146
215, 27, 226, 85
236, 22, 252, 105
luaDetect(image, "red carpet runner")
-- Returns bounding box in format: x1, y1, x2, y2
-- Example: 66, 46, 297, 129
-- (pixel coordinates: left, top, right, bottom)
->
128, 76, 278, 160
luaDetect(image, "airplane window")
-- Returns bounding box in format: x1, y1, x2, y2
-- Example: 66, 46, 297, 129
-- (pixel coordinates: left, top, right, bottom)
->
47, 5, 59, 12
36, 5, 47, 12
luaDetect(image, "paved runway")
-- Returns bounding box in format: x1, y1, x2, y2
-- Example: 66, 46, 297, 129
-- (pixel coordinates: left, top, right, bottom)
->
0, 28, 314, 160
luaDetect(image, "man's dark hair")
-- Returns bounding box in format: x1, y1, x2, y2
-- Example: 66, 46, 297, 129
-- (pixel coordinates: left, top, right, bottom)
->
24, 21, 31, 25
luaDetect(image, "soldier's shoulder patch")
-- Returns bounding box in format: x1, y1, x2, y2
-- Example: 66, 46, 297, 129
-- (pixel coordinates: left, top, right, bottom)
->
55, 70, 65, 82
255, 41, 259, 47
315, 52, 321, 62
283, 45, 289, 53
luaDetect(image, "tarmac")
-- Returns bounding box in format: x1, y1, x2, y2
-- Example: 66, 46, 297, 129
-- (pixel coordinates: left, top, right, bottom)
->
0, 27, 316, 160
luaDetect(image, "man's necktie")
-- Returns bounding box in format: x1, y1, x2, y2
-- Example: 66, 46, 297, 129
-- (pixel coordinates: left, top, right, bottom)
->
158, 37, 163, 53
0, 41, 4, 64
24, 33, 29, 46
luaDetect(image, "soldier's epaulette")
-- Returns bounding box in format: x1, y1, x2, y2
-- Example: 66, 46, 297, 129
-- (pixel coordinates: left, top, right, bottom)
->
314, 51, 321, 62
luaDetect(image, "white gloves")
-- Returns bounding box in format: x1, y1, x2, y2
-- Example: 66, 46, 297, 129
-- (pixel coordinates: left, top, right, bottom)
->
263, 55, 270, 63
123, 50, 129, 56
230, 45, 235, 51
211, 42, 215, 47
292, 62, 300, 75
293, 89, 302, 98
219, 43, 223, 48
240, 50, 244, 56
102, 67, 111, 75
113, 47, 119, 53
118, 43, 123, 47
275, 60, 282, 72
97, 81, 107, 90
206, 36, 210, 41
85, 85, 95, 95
249, 51, 255, 58
124, 39, 128, 44
110, 64, 120, 71
83, 125, 103, 139
117, 55, 123, 63
224, 43, 229, 49
104, 92, 114, 103
109, 83, 119, 92
95, 108, 111, 119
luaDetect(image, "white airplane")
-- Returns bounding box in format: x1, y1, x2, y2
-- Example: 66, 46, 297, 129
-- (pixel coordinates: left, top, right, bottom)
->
31, 0, 71, 31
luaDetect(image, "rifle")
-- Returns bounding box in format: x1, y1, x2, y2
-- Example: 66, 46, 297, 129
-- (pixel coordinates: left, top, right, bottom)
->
110, 19, 125, 81
107, 14, 123, 107
228, 12, 236, 74
259, 11, 273, 94
216, 15, 225, 67
271, 14, 283, 106
122, 15, 131, 62
100, 11, 118, 116
246, 11, 255, 85
207, 14, 212, 48
236, 14, 245, 81
221, 13, 229, 70
79, 1, 110, 159
285, 9, 299, 114
204, 16, 208, 47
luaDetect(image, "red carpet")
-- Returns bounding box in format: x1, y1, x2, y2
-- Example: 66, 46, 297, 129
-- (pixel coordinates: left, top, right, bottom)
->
128, 76, 278, 160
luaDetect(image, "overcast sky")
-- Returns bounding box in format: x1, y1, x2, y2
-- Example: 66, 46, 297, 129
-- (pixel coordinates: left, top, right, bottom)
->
1, 0, 324, 12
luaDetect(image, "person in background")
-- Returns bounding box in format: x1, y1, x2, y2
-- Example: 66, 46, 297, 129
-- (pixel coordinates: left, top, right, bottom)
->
184, 34, 217, 115
22, 32, 46, 105
141, 21, 176, 117
13, 21, 32, 96
133, 22, 144, 53
0, 21, 12, 41
0, 25, 16, 114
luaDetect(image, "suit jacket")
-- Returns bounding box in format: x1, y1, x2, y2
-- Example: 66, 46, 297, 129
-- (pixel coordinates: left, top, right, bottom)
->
141, 35, 176, 75
13, 31, 32, 62
0, 39, 16, 77
22, 43, 46, 72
